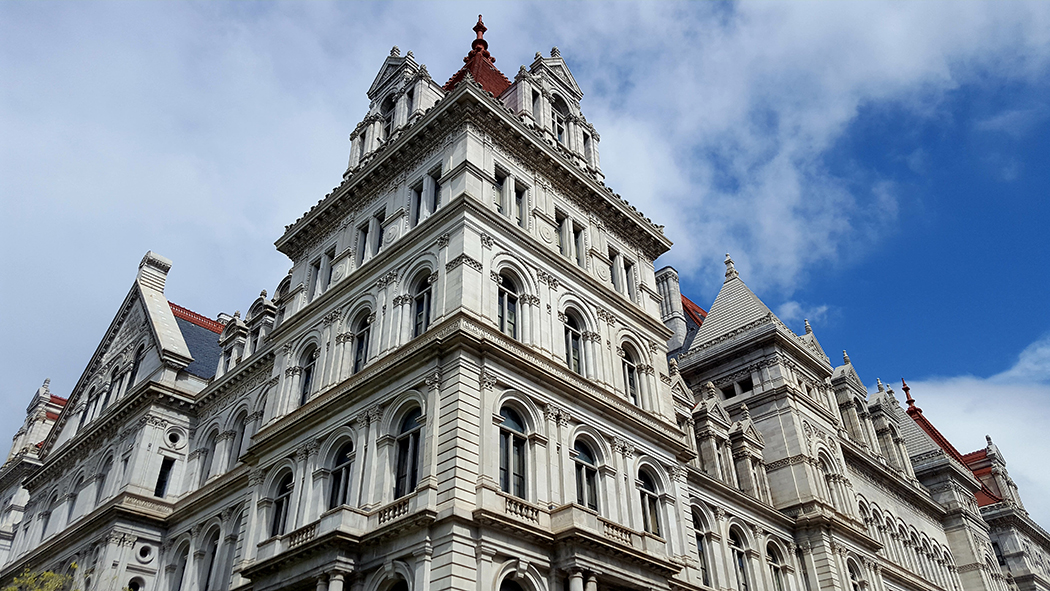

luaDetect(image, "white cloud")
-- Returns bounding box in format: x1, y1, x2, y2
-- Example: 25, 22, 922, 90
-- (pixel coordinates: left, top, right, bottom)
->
896, 334, 1050, 528
776, 301, 830, 325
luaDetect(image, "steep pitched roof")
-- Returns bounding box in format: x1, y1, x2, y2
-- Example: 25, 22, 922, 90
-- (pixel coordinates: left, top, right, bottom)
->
443, 15, 511, 97
688, 255, 775, 349
169, 302, 222, 380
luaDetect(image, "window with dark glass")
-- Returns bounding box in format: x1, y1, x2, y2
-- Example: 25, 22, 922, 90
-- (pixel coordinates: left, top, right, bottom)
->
768, 544, 785, 591
374, 210, 386, 254
353, 313, 371, 374
494, 168, 507, 214
412, 181, 425, 226
573, 224, 585, 267
429, 167, 441, 214
497, 274, 519, 339
200, 528, 220, 591
96, 456, 112, 505
328, 441, 355, 510
413, 274, 432, 337
129, 345, 145, 388
574, 441, 599, 511
271, 473, 293, 537
639, 470, 661, 537
622, 345, 640, 406
380, 95, 395, 141
514, 185, 527, 227
299, 345, 316, 406
395, 409, 422, 498
499, 407, 527, 498
694, 511, 711, 586
154, 457, 175, 498
556, 210, 568, 257
357, 223, 370, 266
731, 530, 750, 591
564, 314, 583, 375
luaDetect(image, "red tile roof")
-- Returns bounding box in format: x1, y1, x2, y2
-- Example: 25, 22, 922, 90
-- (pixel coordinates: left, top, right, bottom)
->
682, 295, 708, 328
45, 411, 60, 421
443, 15, 511, 97
169, 302, 224, 334
49, 395, 67, 406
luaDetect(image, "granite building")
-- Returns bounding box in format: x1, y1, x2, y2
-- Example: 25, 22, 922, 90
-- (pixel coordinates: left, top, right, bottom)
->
2, 17, 1047, 591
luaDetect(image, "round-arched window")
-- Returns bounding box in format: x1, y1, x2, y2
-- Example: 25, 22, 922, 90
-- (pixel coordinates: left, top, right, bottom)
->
638, 470, 661, 537
499, 407, 527, 498
270, 473, 294, 537
413, 273, 432, 337
574, 441, 599, 512
395, 409, 423, 498
328, 441, 355, 510
497, 273, 519, 339
353, 312, 371, 374
563, 312, 584, 375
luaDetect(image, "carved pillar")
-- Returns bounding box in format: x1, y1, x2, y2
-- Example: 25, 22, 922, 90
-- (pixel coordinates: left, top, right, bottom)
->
569, 571, 584, 591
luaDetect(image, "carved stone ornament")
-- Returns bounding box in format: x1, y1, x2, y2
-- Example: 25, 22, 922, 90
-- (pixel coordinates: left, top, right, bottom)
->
480, 233, 495, 248
437, 233, 450, 248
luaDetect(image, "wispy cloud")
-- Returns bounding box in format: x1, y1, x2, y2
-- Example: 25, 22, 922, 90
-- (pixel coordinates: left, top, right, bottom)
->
776, 301, 830, 325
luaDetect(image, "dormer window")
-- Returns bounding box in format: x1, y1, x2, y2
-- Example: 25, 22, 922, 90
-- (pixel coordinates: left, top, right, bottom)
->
380, 95, 395, 141
552, 96, 570, 145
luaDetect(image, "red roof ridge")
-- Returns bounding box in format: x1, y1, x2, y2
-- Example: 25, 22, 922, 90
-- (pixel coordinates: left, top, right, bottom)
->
49, 394, 67, 406
169, 302, 224, 334
681, 295, 708, 328
45, 411, 60, 421
961, 448, 987, 463
443, 15, 512, 97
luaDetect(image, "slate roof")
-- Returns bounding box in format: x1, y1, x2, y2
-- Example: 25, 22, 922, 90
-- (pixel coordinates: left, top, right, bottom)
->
169, 302, 222, 380
687, 257, 774, 351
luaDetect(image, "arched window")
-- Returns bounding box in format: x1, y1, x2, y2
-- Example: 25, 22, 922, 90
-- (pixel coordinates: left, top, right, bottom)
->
68, 476, 83, 523
199, 432, 217, 487
498, 407, 527, 498
693, 510, 711, 586
638, 470, 661, 537
100, 369, 120, 412
96, 456, 113, 505
768, 543, 786, 591
169, 543, 189, 591
380, 95, 395, 141
228, 412, 248, 470
200, 528, 220, 591
270, 473, 294, 537
574, 441, 599, 511
500, 579, 525, 591
299, 345, 317, 406
622, 344, 640, 406
497, 273, 519, 339
563, 312, 584, 375
353, 312, 371, 374
129, 345, 146, 388
818, 456, 836, 508
78, 388, 95, 432
328, 441, 355, 510
730, 529, 750, 591
552, 95, 569, 145
389, 581, 409, 591
847, 561, 863, 591
413, 273, 432, 337
41, 494, 58, 538
395, 409, 423, 498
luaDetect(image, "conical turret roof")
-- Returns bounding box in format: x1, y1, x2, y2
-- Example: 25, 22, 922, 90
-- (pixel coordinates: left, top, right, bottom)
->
443, 15, 512, 97
688, 254, 775, 349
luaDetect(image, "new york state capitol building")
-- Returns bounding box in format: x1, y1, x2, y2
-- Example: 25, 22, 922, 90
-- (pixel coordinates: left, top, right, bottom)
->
2, 18, 1048, 591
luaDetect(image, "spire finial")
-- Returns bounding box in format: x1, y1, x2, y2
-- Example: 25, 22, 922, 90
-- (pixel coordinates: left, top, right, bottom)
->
876, 377, 884, 391
260, 289, 267, 298
986, 434, 994, 446
902, 378, 916, 409
551, 46, 561, 58
740, 403, 751, 420
844, 350, 851, 365
233, 310, 241, 319
804, 319, 813, 334
724, 253, 739, 282
472, 15, 489, 52
42, 378, 50, 388
390, 46, 400, 57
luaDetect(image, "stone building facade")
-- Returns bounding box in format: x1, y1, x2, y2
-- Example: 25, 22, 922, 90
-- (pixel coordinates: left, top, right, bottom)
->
2, 17, 1048, 591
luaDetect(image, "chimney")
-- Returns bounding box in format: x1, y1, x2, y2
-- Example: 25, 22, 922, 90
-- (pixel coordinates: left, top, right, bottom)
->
137, 251, 173, 293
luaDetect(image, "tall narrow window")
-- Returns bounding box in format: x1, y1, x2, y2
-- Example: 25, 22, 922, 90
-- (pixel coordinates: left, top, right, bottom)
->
249, 328, 261, 357
847, 563, 862, 591
552, 96, 569, 145
299, 345, 317, 406
514, 185, 527, 228
608, 248, 620, 291
78, 388, 95, 432
353, 312, 371, 374
374, 211, 386, 254
494, 168, 507, 214
694, 511, 711, 586
556, 211, 568, 257
412, 182, 425, 226
429, 168, 442, 214
623, 259, 636, 301
154, 457, 175, 498
96, 456, 113, 505
324, 246, 337, 292
497, 274, 519, 339
531, 90, 541, 121
41, 495, 57, 538
100, 369, 119, 412
357, 223, 370, 266
498, 407, 527, 499
309, 259, 322, 300
129, 346, 145, 388
169, 544, 189, 591
328, 442, 355, 510
574, 441, 599, 511
639, 470, 661, 537
200, 528, 220, 591
622, 345, 640, 406
270, 474, 293, 537
199, 432, 217, 487
731, 530, 750, 591
405, 88, 414, 117
573, 224, 585, 267
67, 477, 82, 523
228, 413, 247, 469
564, 314, 584, 375
768, 544, 785, 591
380, 95, 395, 141
395, 409, 423, 498
583, 133, 593, 163
413, 274, 432, 337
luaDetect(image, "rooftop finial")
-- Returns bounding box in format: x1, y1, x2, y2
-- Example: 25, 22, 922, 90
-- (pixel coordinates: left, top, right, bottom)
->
551, 46, 561, 58
233, 310, 241, 319
986, 434, 994, 446
740, 403, 751, 420
724, 253, 739, 282
260, 289, 268, 298
876, 377, 884, 391
902, 378, 916, 408
804, 319, 813, 334
42, 378, 50, 388
472, 15, 488, 51
844, 350, 852, 365
390, 46, 400, 57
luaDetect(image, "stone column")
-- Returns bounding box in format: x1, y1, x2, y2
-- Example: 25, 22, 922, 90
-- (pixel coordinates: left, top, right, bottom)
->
414, 543, 433, 591
585, 574, 598, 591
569, 571, 584, 591
328, 571, 345, 591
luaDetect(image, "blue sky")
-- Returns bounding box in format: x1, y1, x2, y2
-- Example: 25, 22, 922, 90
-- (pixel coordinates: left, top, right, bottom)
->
2, 2, 1049, 524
